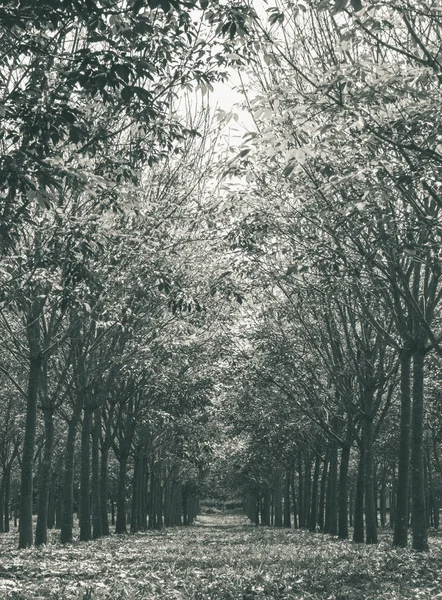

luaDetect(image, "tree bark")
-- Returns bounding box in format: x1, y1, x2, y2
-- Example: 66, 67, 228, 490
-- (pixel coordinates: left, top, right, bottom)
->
318, 451, 329, 531
274, 470, 283, 527
35, 404, 54, 546
115, 454, 128, 534
298, 451, 304, 528
100, 443, 110, 536
310, 454, 320, 532
411, 350, 428, 551
19, 313, 42, 548
304, 454, 312, 530
283, 466, 291, 528
362, 406, 377, 544
61, 404, 82, 543
4, 466, 10, 532
353, 444, 364, 543
131, 449, 142, 533
338, 444, 350, 540
326, 440, 338, 535
393, 349, 412, 547
79, 404, 92, 541
91, 407, 102, 539
0, 470, 5, 533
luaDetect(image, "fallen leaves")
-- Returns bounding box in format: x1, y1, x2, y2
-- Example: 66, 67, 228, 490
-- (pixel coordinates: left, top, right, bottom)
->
0, 515, 441, 599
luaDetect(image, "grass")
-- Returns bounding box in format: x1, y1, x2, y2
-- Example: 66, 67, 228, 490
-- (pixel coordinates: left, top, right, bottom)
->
0, 514, 441, 599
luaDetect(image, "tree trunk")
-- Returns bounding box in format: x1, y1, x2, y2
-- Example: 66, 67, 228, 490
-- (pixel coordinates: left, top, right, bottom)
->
426, 443, 437, 530
47, 470, 56, 529
131, 450, 142, 533
380, 475, 387, 528
115, 454, 128, 534
304, 454, 312, 530
362, 405, 377, 544
60, 405, 82, 543
79, 404, 92, 541
411, 350, 428, 551
19, 317, 42, 549
283, 467, 291, 528
310, 454, 320, 532
298, 451, 304, 528
4, 466, 11, 532
393, 349, 412, 547
318, 451, 329, 532
353, 444, 364, 543
141, 451, 148, 530
338, 444, 350, 540
100, 444, 110, 536
92, 407, 102, 539
0, 470, 5, 533
261, 487, 270, 526
18, 352, 41, 548
291, 465, 298, 528
35, 405, 54, 546
274, 470, 283, 527
326, 440, 338, 535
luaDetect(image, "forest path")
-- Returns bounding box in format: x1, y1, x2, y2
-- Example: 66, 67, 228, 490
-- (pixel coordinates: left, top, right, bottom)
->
0, 513, 441, 599
194, 512, 251, 529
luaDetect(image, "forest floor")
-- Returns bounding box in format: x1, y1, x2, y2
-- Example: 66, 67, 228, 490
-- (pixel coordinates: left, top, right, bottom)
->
0, 514, 442, 600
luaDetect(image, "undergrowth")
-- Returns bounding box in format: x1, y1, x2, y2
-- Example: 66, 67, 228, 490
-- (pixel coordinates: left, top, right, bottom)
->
0, 514, 441, 599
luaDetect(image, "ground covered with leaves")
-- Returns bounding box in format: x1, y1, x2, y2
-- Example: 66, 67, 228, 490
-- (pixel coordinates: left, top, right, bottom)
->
1, 514, 442, 599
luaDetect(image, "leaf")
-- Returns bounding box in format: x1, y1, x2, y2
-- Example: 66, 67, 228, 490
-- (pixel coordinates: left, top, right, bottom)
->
121, 86, 133, 102
69, 126, 81, 144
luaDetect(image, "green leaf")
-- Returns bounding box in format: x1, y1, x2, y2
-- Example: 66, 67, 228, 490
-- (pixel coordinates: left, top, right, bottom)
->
121, 86, 133, 102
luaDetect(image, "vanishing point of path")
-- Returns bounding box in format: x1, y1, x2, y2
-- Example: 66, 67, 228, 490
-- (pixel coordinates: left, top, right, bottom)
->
0, 513, 441, 599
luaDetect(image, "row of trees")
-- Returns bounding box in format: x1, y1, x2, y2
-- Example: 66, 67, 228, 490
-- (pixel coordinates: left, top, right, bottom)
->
0, 0, 255, 548
213, 0, 442, 551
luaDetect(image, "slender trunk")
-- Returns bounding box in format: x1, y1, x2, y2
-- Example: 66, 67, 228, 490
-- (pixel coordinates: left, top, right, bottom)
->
338, 444, 350, 540
182, 484, 188, 525
115, 454, 128, 534
155, 470, 163, 528
353, 444, 364, 543
318, 451, 329, 531
291, 465, 298, 528
411, 350, 428, 551
424, 453, 430, 528
91, 407, 102, 539
310, 454, 320, 532
393, 350, 412, 547
261, 487, 270, 526
137, 455, 144, 530
283, 467, 291, 528
35, 406, 54, 546
427, 444, 437, 530
100, 444, 110, 536
19, 324, 42, 549
274, 470, 282, 527
61, 405, 82, 543
349, 485, 354, 528
47, 470, 56, 529
4, 466, 11, 532
131, 450, 142, 533
363, 407, 377, 544
79, 404, 92, 541
326, 441, 338, 535
298, 451, 304, 528
380, 476, 386, 528
0, 470, 5, 533
304, 454, 312, 530
141, 451, 148, 530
